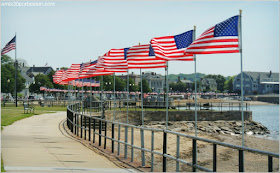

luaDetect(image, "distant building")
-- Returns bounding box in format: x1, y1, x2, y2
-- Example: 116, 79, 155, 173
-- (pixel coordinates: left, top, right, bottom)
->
27, 65, 53, 76
178, 76, 193, 92
19, 65, 54, 97
117, 72, 141, 86
200, 78, 217, 92
142, 72, 165, 93
233, 71, 279, 95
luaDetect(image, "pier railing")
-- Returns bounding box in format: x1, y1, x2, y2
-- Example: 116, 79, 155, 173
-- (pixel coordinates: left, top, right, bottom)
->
66, 102, 278, 172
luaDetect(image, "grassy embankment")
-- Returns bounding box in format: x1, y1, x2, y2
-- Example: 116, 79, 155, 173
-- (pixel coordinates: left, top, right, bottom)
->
1, 104, 66, 172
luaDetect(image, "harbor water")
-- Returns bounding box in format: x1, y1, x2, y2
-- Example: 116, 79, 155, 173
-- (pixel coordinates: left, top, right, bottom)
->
250, 105, 279, 140
178, 104, 279, 140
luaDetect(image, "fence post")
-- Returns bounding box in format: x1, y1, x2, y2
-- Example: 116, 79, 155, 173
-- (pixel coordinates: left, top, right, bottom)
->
151, 131, 154, 172
112, 123, 115, 153
93, 118, 96, 143
268, 156, 273, 172
84, 116, 86, 140
104, 121, 107, 149
176, 135, 180, 172
74, 113, 76, 135
131, 127, 134, 162
77, 114, 79, 136
118, 125, 121, 156
140, 129, 145, 167
163, 131, 167, 172
192, 139, 197, 172
89, 117, 91, 141
71, 111, 74, 133
99, 119, 102, 146
213, 144, 217, 172
80, 115, 83, 138
239, 150, 244, 172
124, 126, 128, 159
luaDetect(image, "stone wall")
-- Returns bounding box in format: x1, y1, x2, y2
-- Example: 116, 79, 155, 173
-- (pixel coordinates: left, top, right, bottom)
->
105, 110, 252, 125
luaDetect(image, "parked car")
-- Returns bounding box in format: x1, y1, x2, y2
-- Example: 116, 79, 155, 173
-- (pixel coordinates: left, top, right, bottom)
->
238, 97, 252, 101
45, 95, 55, 100
28, 96, 35, 100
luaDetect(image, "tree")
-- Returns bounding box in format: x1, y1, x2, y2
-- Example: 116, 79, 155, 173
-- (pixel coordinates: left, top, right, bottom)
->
115, 76, 126, 91
103, 75, 113, 91
1, 55, 26, 95
138, 79, 152, 93
204, 74, 226, 92
1, 55, 13, 64
29, 74, 54, 93
224, 75, 236, 92
126, 78, 138, 92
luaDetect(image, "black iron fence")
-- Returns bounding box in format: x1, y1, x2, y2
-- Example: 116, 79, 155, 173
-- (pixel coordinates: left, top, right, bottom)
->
103, 100, 250, 111
66, 103, 278, 172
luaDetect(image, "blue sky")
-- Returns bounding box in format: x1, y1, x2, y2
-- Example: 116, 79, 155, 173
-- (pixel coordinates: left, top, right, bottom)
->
1, 0, 279, 76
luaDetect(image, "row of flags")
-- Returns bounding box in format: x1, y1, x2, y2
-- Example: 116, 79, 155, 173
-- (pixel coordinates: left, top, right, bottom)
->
52, 15, 240, 85
1, 15, 240, 86
40, 86, 238, 96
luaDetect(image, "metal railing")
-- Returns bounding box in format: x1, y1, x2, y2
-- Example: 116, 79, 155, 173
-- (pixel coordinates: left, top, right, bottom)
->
103, 100, 250, 111
66, 103, 278, 172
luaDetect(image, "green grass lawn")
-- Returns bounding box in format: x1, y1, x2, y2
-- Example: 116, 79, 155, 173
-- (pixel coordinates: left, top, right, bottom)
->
1, 157, 4, 172
1, 106, 66, 127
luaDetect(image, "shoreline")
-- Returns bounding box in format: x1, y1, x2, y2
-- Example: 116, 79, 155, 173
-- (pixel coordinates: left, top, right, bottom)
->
144, 120, 278, 140
175, 99, 278, 106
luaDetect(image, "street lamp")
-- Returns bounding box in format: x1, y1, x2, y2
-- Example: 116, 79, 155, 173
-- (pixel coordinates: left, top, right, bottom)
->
7, 79, 10, 97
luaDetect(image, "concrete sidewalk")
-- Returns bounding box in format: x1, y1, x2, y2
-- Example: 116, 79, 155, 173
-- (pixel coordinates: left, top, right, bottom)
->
1, 112, 133, 172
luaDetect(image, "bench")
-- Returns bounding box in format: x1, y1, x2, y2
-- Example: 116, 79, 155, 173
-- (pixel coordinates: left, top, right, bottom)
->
23, 103, 34, 114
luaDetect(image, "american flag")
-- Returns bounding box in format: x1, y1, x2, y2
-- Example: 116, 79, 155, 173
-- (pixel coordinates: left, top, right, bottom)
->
53, 70, 65, 84
63, 64, 81, 82
58, 70, 69, 85
102, 48, 129, 72
126, 44, 167, 69
79, 61, 97, 79
73, 79, 100, 87
185, 15, 240, 54
85, 58, 113, 77
150, 30, 194, 61
1, 36, 16, 55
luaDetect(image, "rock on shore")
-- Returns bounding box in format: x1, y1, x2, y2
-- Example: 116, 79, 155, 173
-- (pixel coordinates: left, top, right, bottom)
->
144, 120, 270, 136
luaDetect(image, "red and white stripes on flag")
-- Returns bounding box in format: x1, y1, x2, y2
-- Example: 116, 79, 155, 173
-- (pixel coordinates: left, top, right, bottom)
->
185, 15, 240, 54
1, 36, 16, 55
126, 44, 167, 69
102, 48, 128, 73
79, 61, 93, 79
150, 30, 194, 61
53, 70, 65, 84
85, 57, 113, 77
63, 64, 81, 82
58, 70, 68, 85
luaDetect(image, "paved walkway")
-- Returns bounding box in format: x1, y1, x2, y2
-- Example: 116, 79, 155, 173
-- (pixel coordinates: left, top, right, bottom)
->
2, 112, 133, 172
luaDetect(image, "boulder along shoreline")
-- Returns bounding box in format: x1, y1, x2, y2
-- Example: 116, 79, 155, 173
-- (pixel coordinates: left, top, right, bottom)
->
144, 120, 270, 137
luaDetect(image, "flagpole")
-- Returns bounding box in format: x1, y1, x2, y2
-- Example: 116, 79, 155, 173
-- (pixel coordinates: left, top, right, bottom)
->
140, 69, 144, 125
15, 33, 18, 107
140, 68, 145, 167
90, 78, 92, 116
238, 10, 245, 147
193, 26, 198, 137
113, 73, 116, 121
165, 62, 169, 129
82, 78, 84, 114
75, 80, 77, 110
125, 69, 129, 159
101, 75, 104, 118
126, 70, 129, 123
